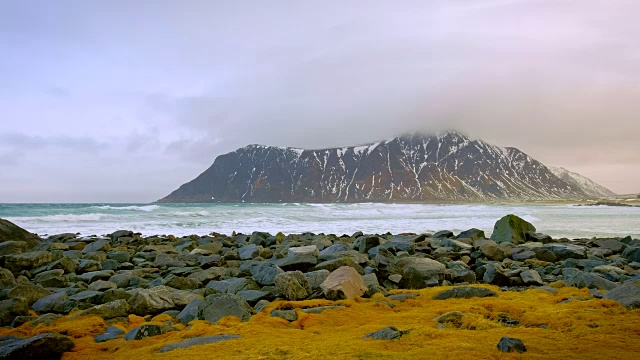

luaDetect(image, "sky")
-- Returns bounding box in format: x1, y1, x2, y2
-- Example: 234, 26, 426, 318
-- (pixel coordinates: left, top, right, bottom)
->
1, 0, 639, 202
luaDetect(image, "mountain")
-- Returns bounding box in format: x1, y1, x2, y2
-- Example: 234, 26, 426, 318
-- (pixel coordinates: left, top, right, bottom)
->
548, 166, 616, 199
159, 131, 611, 203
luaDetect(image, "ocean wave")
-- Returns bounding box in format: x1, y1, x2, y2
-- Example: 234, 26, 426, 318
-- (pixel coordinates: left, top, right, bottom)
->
93, 205, 160, 212
14, 213, 105, 222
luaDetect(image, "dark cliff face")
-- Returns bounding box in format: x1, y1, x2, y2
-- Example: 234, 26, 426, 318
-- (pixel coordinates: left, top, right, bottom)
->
159, 132, 590, 203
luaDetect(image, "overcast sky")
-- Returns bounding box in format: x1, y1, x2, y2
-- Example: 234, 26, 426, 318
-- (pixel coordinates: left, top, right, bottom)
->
1, 0, 639, 202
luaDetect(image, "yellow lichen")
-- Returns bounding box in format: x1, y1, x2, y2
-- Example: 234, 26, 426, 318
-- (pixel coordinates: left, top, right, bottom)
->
0, 286, 638, 359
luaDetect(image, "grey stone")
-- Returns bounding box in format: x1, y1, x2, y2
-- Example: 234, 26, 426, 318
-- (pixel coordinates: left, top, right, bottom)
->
0, 269, 16, 290
497, 336, 527, 353
0, 297, 29, 326
7, 283, 52, 306
72, 299, 131, 319
127, 285, 203, 315
490, 214, 536, 244
239, 244, 260, 260
363, 326, 408, 340
520, 269, 544, 286
31, 291, 67, 313
4, 251, 54, 274
207, 278, 259, 294
270, 309, 297, 321
94, 326, 124, 343
124, 325, 163, 341
249, 263, 284, 286
82, 239, 110, 254
603, 283, 640, 308
566, 271, 618, 290
158, 335, 241, 353
176, 299, 206, 325
275, 271, 312, 301
200, 293, 253, 323
433, 286, 498, 300
0, 332, 74, 359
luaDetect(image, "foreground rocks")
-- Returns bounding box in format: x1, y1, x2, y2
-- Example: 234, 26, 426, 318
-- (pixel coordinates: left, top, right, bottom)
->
0, 213, 637, 347
0, 332, 74, 360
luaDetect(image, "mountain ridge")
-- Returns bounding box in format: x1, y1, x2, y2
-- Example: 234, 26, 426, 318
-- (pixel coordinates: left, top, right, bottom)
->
159, 131, 615, 203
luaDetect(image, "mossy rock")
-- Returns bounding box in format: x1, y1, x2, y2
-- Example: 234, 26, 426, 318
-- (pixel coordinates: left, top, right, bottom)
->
490, 214, 536, 244
0, 218, 40, 248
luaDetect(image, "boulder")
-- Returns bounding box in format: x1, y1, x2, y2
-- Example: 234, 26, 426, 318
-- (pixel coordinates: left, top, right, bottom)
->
7, 283, 52, 306
127, 285, 203, 315
0, 297, 29, 326
320, 266, 367, 300
604, 283, 640, 309
4, 251, 55, 274
312, 257, 364, 275
0, 268, 16, 290
31, 291, 67, 313
497, 336, 526, 353
238, 244, 260, 260
490, 214, 536, 244
200, 293, 253, 323
520, 269, 544, 286
433, 286, 498, 300
0, 241, 29, 256
394, 257, 446, 289
270, 309, 297, 321
81, 239, 110, 254
478, 241, 508, 261
250, 263, 284, 286
275, 271, 312, 301
0, 332, 74, 359
565, 271, 618, 290
305, 269, 331, 289
543, 243, 587, 260
33, 270, 68, 288
456, 228, 486, 241
72, 299, 131, 319
0, 218, 40, 248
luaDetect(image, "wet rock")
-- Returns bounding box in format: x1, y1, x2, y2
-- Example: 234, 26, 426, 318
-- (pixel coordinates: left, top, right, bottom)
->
320, 266, 367, 300
270, 309, 297, 321
200, 293, 253, 323
490, 214, 536, 244
158, 335, 241, 353
94, 326, 124, 343
497, 336, 526, 353
363, 326, 409, 340
433, 286, 498, 300
0, 332, 74, 360
0, 297, 29, 326
124, 324, 163, 341
127, 285, 203, 315
275, 271, 312, 301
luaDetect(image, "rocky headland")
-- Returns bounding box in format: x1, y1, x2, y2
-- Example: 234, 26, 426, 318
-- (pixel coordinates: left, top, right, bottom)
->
0, 215, 638, 359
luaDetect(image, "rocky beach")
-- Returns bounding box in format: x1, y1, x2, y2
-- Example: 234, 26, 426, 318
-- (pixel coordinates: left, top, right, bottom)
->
0, 214, 638, 359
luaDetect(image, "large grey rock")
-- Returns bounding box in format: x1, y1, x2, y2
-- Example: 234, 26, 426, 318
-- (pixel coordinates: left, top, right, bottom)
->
604, 283, 640, 308
200, 293, 253, 323
7, 283, 52, 306
456, 228, 486, 241
127, 285, 203, 315
250, 263, 284, 286
0, 297, 29, 326
520, 269, 544, 286
305, 269, 331, 289
33, 270, 68, 288
276, 252, 317, 272
566, 271, 618, 290
622, 247, 640, 263
433, 286, 498, 300
0, 269, 16, 290
543, 243, 587, 260
31, 291, 67, 313
238, 244, 260, 260
0, 332, 74, 359
0, 241, 29, 257
394, 257, 446, 289
72, 299, 130, 319
477, 240, 508, 261
490, 214, 536, 244
4, 251, 54, 274
275, 271, 312, 301
312, 258, 364, 275
82, 239, 110, 254
206, 278, 259, 294
158, 335, 241, 353
177, 299, 206, 325
320, 266, 367, 300
0, 218, 40, 248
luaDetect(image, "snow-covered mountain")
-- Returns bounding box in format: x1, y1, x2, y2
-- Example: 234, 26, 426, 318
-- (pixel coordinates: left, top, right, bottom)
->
548, 166, 616, 198
159, 131, 610, 203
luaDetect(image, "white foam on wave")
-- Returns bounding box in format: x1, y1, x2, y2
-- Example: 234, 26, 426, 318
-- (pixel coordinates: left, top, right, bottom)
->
9, 213, 105, 222
93, 205, 160, 212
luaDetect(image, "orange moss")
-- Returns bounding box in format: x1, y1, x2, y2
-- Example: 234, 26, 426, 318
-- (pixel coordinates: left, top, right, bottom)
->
0, 285, 638, 359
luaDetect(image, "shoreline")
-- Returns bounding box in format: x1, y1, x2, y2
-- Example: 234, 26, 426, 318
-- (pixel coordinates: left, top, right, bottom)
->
0, 214, 638, 357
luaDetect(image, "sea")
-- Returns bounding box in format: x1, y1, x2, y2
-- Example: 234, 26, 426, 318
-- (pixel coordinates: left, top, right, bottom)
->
0, 203, 639, 239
